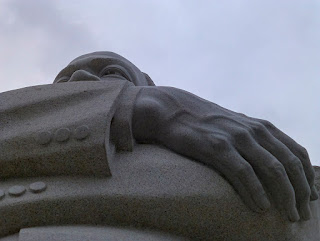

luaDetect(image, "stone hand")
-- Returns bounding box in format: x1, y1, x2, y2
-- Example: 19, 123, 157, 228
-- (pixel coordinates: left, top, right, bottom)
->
133, 86, 318, 222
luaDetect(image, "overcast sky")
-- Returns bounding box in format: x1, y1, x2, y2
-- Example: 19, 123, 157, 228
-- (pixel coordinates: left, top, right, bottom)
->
0, 0, 319, 165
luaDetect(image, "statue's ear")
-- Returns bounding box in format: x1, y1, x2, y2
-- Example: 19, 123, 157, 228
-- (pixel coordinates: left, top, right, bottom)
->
143, 72, 156, 86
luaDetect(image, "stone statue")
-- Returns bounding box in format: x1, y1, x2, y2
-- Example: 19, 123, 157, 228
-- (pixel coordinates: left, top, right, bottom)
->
0, 51, 319, 240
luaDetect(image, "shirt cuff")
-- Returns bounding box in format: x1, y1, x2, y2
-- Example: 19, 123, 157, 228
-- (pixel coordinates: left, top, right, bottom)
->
110, 85, 142, 152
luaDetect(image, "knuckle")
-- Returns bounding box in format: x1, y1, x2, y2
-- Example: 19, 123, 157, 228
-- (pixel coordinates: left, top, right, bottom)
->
300, 188, 311, 201
289, 156, 303, 171
259, 119, 275, 129
233, 129, 251, 142
299, 147, 309, 160
236, 163, 252, 177
283, 191, 296, 204
268, 162, 287, 178
294, 147, 315, 184
211, 135, 230, 150
285, 156, 304, 175
307, 168, 316, 185
249, 122, 268, 136
296, 185, 311, 202
239, 113, 248, 118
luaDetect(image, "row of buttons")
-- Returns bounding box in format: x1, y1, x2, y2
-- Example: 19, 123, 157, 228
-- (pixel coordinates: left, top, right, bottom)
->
0, 181, 47, 200
37, 125, 90, 145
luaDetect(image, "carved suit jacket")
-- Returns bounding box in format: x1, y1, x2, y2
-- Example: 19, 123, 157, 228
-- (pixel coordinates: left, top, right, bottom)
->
0, 79, 139, 178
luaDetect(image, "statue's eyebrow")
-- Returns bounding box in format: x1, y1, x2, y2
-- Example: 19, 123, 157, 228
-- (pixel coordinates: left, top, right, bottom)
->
88, 57, 115, 73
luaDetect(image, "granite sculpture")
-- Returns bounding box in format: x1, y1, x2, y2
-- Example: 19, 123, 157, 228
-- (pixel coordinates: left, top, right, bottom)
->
0, 51, 318, 240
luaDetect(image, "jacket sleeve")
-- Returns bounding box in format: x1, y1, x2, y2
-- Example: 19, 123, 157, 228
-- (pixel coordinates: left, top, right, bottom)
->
0, 80, 140, 178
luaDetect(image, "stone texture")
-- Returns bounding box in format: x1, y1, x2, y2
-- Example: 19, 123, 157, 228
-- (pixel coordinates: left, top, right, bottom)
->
0, 145, 318, 240
19, 226, 183, 241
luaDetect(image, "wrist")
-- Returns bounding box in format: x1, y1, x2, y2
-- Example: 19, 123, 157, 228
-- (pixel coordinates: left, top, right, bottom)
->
111, 85, 142, 151
132, 87, 165, 143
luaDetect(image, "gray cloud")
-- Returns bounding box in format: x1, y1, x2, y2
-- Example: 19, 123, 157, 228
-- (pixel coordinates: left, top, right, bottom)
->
0, 0, 96, 90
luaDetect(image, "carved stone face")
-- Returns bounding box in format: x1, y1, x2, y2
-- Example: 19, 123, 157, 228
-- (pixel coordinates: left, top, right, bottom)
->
54, 51, 152, 86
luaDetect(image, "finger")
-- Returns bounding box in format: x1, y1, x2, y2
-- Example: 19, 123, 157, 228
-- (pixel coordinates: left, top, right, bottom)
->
271, 128, 315, 189
235, 134, 300, 222
259, 119, 317, 200
311, 186, 319, 200
255, 131, 311, 220
167, 130, 270, 213
274, 135, 317, 201
211, 147, 271, 213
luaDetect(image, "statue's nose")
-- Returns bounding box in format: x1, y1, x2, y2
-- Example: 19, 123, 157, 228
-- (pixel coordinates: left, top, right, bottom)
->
69, 70, 100, 82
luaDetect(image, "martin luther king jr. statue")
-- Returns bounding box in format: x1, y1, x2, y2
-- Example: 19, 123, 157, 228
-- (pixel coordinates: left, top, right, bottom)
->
0, 52, 319, 240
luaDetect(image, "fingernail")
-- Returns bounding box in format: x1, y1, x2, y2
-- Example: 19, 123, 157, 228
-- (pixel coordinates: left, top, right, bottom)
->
300, 205, 312, 221
310, 186, 319, 201
255, 193, 271, 211
289, 208, 300, 222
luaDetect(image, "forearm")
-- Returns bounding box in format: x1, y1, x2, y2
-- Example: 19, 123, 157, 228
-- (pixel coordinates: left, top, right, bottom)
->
132, 86, 217, 143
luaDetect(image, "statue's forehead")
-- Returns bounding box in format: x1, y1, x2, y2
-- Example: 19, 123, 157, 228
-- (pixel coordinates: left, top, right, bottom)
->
70, 56, 122, 70
70, 51, 126, 63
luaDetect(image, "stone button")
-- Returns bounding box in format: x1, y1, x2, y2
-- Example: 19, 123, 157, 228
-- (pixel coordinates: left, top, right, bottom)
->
74, 125, 90, 140
29, 182, 47, 193
55, 128, 71, 142
9, 185, 26, 197
0, 190, 5, 200
37, 131, 52, 145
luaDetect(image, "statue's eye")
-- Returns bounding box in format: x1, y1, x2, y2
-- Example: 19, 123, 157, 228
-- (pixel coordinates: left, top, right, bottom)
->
103, 69, 123, 77
99, 65, 131, 82
102, 68, 125, 78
